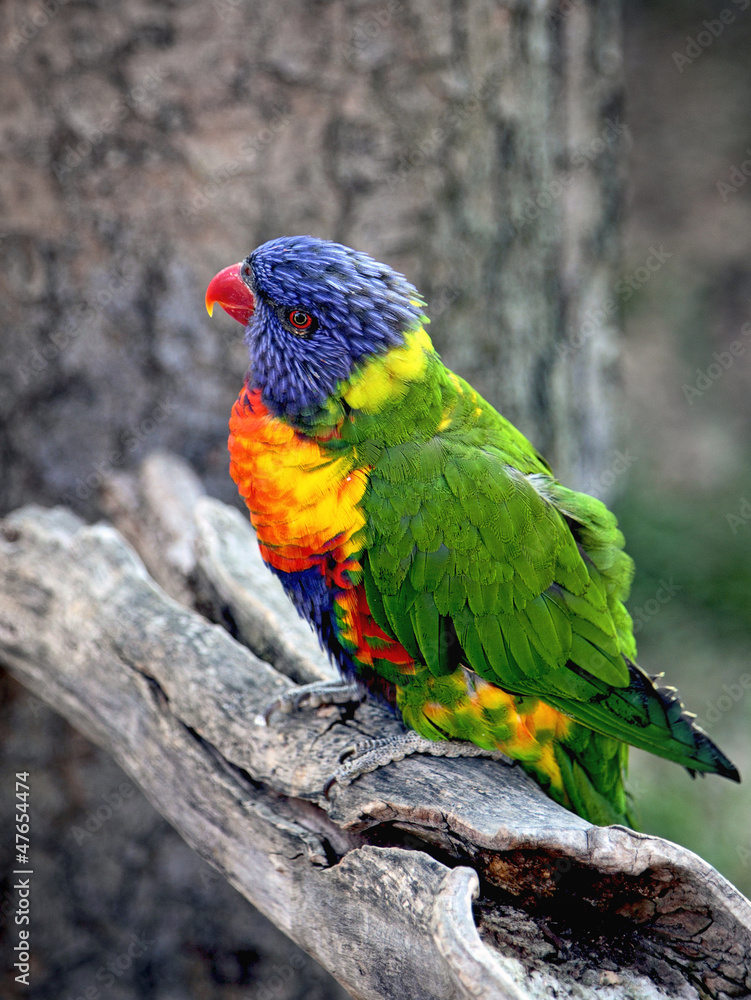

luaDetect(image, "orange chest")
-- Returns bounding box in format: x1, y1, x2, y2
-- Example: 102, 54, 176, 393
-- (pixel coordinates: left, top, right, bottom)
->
228, 387, 369, 574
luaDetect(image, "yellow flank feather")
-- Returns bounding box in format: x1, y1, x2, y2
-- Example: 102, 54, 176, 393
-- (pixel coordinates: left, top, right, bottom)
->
344, 326, 434, 412
534, 744, 564, 793
397, 669, 571, 795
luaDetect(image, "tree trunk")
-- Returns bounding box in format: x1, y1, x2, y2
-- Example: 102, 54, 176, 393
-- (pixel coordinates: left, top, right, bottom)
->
2, 0, 623, 519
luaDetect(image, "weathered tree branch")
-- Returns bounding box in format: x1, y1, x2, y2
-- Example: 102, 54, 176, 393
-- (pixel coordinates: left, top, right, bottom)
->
2, 457, 751, 1000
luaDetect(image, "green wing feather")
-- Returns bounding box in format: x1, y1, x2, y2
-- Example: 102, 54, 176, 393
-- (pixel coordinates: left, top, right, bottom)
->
362, 369, 739, 785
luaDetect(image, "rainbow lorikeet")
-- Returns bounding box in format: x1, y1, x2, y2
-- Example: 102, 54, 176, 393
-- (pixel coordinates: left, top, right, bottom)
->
206, 236, 739, 826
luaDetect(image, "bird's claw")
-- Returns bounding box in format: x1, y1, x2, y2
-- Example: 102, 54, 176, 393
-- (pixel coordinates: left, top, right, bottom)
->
263, 679, 365, 724
321, 732, 511, 798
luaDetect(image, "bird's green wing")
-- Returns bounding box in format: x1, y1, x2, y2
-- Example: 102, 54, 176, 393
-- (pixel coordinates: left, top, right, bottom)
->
362, 433, 738, 780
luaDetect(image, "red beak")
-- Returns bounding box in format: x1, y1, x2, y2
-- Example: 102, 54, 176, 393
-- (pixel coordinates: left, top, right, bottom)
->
205, 262, 255, 325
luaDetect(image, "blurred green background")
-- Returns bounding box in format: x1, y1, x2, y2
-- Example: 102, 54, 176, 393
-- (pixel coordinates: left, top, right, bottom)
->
615, 0, 751, 897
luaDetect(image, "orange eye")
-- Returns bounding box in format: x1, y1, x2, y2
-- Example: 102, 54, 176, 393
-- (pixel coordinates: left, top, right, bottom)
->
288, 309, 314, 331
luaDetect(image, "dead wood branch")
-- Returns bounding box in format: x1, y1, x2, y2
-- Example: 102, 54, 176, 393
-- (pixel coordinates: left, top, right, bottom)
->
2, 462, 751, 1000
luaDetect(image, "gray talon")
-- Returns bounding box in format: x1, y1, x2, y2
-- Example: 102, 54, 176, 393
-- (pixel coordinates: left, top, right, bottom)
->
323, 731, 512, 795
264, 679, 364, 723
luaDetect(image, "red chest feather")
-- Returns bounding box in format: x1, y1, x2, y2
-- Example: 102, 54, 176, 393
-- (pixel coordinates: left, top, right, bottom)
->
228, 386, 369, 574
228, 386, 416, 679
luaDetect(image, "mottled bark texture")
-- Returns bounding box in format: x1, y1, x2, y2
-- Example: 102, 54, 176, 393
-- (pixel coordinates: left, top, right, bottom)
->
2, 465, 751, 1000
2, 0, 624, 518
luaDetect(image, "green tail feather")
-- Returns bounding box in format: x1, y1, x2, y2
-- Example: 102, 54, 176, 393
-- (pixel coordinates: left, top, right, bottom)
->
554, 736, 634, 827
549, 658, 741, 783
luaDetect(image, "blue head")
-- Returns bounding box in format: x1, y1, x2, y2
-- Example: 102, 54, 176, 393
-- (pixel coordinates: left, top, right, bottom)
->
206, 236, 426, 419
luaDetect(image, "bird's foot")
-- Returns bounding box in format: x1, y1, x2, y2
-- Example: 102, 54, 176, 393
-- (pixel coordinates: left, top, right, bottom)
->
262, 679, 365, 724
324, 731, 512, 794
